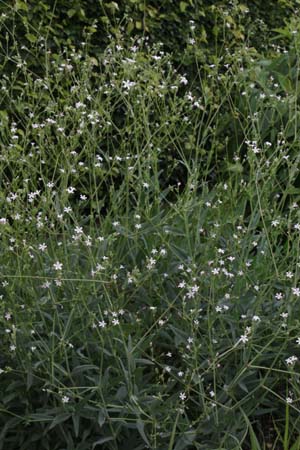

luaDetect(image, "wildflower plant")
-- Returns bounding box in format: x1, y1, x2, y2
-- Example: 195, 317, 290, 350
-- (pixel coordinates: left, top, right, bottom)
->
1, 4, 300, 450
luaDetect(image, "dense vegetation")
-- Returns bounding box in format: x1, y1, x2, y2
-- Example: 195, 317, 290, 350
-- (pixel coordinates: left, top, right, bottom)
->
1, 1, 300, 449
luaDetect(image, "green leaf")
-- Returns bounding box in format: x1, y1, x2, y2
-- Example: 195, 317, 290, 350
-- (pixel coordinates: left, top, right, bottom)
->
92, 437, 114, 449
227, 163, 243, 173
15, 0, 28, 11
67, 9, 77, 18
136, 419, 150, 446
98, 410, 106, 427
25, 33, 37, 43
135, 358, 154, 365
49, 413, 71, 430
174, 429, 197, 450
72, 414, 80, 437
179, 2, 188, 12
26, 365, 33, 390
242, 412, 262, 450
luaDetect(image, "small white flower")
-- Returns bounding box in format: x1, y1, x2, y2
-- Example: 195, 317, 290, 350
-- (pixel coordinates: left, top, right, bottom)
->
252, 315, 261, 322
53, 261, 63, 271
179, 392, 186, 401
122, 80, 136, 90
239, 334, 248, 344
179, 76, 188, 85
66, 186, 76, 194
271, 220, 280, 227
62, 395, 70, 403
286, 355, 298, 366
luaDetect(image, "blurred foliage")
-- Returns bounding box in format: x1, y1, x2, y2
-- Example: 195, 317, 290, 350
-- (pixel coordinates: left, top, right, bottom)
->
0, 0, 299, 74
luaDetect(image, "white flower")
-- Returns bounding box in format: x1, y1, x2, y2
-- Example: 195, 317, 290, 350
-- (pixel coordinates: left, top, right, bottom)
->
66, 186, 76, 194
53, 261, 63, 271
280, 312, 288, 319
179, 392, 186, 401
252, 315, 261, 322
286, 397, 293, 404
292, 287, 300, 297
122, 80, 136, 90
179, 76, 188, 85
239, 334, 248, 344
62, 395, 70, 403
285, 355, 298, 366
271, 220, 280, 227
